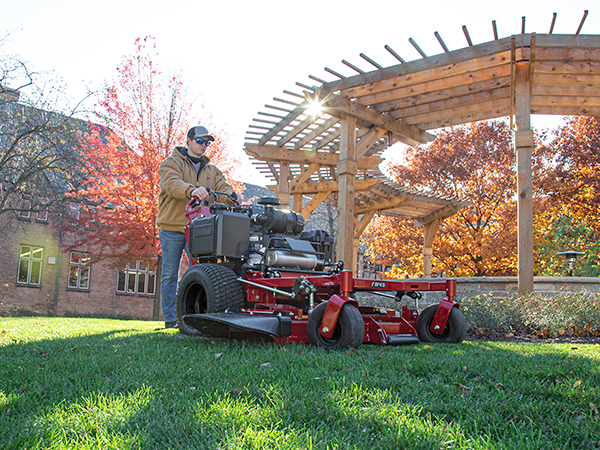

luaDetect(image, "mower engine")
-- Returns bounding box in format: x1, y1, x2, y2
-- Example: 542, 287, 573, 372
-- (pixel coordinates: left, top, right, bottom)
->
186, 195, 333, 273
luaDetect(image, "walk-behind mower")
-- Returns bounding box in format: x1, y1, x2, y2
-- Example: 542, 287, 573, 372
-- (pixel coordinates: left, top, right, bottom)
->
175, 191, 466, 349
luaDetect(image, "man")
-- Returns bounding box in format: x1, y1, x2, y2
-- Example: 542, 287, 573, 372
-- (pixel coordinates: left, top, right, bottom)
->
156, 125, 235, 328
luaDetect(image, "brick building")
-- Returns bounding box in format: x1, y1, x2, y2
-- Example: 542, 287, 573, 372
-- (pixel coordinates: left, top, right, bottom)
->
0, 204, 158, 319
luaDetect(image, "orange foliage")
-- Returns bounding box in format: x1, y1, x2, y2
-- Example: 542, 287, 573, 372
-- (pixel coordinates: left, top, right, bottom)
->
537, 116, 600, 219
68, 37, 240, 267
362, 121, 519, 277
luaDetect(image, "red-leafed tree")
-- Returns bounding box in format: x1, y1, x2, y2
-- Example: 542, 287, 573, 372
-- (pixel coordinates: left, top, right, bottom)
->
68, 37, 240, 316
362, 121, 520, 277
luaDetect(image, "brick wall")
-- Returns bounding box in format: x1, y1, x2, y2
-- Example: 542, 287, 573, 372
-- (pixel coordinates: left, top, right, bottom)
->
0, 212, 160, 320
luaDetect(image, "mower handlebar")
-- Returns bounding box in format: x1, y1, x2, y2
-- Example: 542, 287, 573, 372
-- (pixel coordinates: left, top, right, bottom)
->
189, 188, 240, 209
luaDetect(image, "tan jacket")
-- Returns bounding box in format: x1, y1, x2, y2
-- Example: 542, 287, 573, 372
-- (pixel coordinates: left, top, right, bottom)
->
156, 147, 234, 232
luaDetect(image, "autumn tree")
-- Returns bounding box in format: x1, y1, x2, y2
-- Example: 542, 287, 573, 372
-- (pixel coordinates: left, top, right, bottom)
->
533, 116, 600, 276
362, 121, 519, 277
70, 37, 241, 316
1, 35, 86, 221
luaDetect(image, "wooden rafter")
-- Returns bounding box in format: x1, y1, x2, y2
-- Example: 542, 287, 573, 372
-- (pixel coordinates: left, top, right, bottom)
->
300, 191, 332, 218
245, 144, 382, 169
274, 178, 380, 195
314, 88, 435, 146
354, 195, 413, 215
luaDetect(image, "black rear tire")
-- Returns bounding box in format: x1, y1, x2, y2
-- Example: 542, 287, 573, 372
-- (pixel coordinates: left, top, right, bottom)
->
307, 301, 364, 349
175, 264, 245, 336
416, 304, 466, 343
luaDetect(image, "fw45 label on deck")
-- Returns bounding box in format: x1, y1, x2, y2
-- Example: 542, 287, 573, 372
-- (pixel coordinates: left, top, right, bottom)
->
371, 281, 386, 288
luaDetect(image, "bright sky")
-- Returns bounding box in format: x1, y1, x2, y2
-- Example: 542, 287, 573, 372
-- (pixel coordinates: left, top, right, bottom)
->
2, 0, 598, 185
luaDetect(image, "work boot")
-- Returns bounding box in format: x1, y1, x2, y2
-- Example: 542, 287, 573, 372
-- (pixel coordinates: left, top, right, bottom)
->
165, 321, 178, 329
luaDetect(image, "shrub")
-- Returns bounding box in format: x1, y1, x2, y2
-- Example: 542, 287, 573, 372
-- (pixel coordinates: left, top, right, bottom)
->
460, 290, 600, 337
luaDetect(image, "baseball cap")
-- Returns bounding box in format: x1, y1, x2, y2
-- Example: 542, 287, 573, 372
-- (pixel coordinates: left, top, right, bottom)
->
187, 126, 215, 141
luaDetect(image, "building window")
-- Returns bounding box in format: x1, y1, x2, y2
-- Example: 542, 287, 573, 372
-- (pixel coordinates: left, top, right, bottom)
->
17, 198, 31, 220
117, 261, 156, 295
17, 245, 43, 286
69, 202, 81, 221
36, 197, 49, 222
68, 251, 91, 290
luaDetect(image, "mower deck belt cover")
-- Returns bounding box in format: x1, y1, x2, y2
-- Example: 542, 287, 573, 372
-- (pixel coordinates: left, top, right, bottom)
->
183, 313, 292, 340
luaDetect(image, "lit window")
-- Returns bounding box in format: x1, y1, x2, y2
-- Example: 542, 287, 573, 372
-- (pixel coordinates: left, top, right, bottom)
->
36, 197, 49, 222
68, 251, 91, 290
117, 261, 156, 295
17, 245, 43, 286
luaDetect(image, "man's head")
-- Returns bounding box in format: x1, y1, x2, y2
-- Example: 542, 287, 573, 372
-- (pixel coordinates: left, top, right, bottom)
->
187, 125, 215, 158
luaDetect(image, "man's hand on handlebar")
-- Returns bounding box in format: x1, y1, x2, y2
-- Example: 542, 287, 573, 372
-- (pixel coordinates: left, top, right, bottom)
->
190, 186, 210, 201
190, 188, 240, 207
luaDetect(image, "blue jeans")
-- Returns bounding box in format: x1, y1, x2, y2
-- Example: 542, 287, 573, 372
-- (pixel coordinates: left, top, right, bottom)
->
159, 230, 190, 323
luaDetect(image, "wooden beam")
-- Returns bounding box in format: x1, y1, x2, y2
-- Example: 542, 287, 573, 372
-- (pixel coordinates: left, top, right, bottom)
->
535, 61, 600, 75
356, 127, 386, 159
576, 10, 588, 35
409, 37, 428, 58
514, 60, 534, 295
373, 76, 511, 112
337, 115, 357, 273
354, 211, 376, 239
416, 107, 510, 130
423, 218, 442, 278
293, 194, 303, 213
279, 162, 290, 206
289, 163, 320, 190
314, 129, 340, 150
331, 41, 513, 96
534, 73, 600, 87
532, 47, 600, 62
317, 88, 435, 146
549, 13, 557, 34
294, 117, 339, 149
414, 203, 464, 227
324, 35, 596, 97
529, 34, 600, 48
531, 85, 600, 97
300, 191, 332, 218
434, 31, 450, 53
354, 195, 412, 215
270, 178, 379, 194
389, 87, 511, 120
245, 144, 382, 169
258, 106, 306, 145
399, 97, 510, 127
531, 95, 600, 108
530, 105, 600, 116
385, 44, 406, 63
351, 64, 512, 107
277, 115, 316, 146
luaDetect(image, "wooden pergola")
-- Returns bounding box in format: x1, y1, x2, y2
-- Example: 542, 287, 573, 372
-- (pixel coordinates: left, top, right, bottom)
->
244, 12, 600, 294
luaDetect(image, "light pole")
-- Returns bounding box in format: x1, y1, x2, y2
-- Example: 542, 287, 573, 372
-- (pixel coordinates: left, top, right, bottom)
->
556, 250, 585, 277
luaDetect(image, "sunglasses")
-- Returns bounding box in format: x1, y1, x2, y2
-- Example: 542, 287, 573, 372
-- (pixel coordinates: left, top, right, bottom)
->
194, 137, 212, 146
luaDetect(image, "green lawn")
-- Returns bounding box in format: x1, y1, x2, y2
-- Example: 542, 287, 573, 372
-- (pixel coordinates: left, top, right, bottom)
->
1, 317, 599, 449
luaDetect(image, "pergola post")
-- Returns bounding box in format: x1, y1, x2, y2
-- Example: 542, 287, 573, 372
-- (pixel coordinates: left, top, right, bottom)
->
292, 194, 303, 213
278, 162, 290, 207
336, 115, 357, 272
514, 61, 534, 295
423, 218, 441, 278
